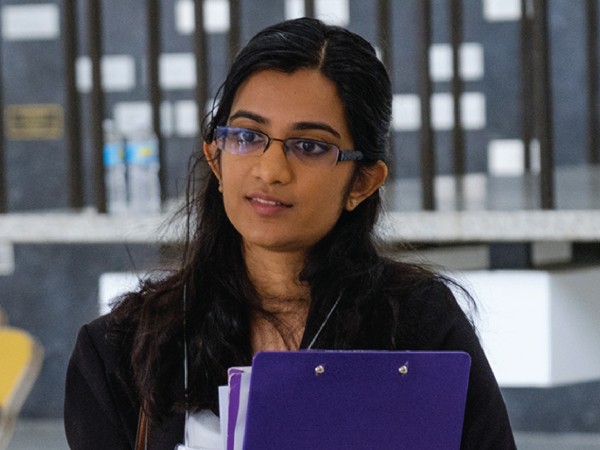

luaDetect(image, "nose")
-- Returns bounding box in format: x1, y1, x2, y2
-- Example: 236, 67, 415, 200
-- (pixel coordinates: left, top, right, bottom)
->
251, 139, 293, 184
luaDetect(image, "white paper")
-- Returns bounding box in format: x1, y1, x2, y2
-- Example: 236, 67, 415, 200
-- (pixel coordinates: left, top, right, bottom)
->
218, 385, 229, 450
226, 366, 252, 450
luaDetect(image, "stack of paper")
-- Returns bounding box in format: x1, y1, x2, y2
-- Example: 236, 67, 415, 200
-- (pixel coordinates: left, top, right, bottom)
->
218, 366, 252, 450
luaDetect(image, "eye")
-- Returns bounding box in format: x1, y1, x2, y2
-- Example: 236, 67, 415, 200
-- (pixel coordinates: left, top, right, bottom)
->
223, 128, 267, 155
289, 139, 330, 157
234, 128, 261, 144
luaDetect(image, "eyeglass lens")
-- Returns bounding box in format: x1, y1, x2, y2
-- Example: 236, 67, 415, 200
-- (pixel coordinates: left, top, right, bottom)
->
214, 126, 343, 166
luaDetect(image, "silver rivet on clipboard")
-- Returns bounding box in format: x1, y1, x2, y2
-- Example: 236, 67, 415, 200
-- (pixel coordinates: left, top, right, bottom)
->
315, 364, 326, 376
398, 364, 409, 375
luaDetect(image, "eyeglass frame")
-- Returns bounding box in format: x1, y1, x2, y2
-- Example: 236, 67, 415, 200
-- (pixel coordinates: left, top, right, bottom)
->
212, 126, 364, 166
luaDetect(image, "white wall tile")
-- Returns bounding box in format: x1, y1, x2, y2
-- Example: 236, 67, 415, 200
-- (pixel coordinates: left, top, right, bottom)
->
430, 43, 484, 82
483, 0, 522, 22
175, 0, 195, 35
159, 53, 196, 90
431, 92, 486, 131
175, 0, 230, 34
76, 55, 136, 93
175, 101, 199, 137
161, 101, 174, 137
461, 92, 486, 129
460, 43, 484, 81
430, 44, 454, 82
285, 0, 305, 20
315, 0, 350, 26
392, 94, 421, 131
1, 4, 60, 41
204, 0, 230, 33
113, 102, 152, 136
487, 139, 524, 176
431, 93, 454, 130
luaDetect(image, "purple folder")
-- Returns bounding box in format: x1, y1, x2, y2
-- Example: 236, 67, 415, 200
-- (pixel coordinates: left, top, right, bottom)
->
242, 351, 471, 450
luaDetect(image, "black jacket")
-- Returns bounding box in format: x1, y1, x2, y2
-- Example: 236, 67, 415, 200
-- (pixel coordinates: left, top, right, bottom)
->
64, 280, 516, 449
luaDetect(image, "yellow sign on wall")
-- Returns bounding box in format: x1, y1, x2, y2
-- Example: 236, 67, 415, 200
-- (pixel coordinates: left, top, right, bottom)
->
4, 104, 64, 140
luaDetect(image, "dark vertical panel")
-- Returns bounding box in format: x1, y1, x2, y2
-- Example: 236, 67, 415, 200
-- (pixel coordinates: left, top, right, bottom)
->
489, 243, 532, 269
0, 17, 5, 212
304, 0, 315, 18
520, 0, 534, 171
532, 0, 555, 208
586, 0, 599, 164
147, 0, 165, 203
63, 0, 84, 209
572, 242, 600, 263
418, 0, 435, 210
377, 0, 395, 180
229, 0, 241, 64
88, 0, 106, 213
194, 0, 208, 136
450, 0, 465, 177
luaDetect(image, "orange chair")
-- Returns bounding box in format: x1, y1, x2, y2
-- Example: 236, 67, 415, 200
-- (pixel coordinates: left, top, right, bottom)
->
0, 327, 44, 450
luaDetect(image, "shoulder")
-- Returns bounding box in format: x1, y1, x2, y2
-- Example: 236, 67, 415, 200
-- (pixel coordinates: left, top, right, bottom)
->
380, 259, 464, 313
69, 313, 133, 383
377, 259, 475, 348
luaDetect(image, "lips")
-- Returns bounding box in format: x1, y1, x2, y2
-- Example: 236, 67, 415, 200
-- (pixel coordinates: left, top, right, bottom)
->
246, 193, 292, 210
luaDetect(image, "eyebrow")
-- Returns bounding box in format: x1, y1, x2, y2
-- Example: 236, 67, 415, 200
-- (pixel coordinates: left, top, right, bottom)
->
228, 109, 342, 139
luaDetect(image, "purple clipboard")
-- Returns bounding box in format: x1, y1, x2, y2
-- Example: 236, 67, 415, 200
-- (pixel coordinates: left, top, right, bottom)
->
242, 351, 471, 450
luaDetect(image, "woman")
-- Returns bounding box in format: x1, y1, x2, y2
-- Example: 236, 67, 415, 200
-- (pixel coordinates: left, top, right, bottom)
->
64, 17, 515, 449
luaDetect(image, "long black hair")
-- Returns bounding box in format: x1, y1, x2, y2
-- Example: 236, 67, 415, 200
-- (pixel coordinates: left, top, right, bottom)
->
111, 17, 439, 421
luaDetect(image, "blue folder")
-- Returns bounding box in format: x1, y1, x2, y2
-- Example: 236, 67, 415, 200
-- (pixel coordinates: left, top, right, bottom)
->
242, 350, 471, 450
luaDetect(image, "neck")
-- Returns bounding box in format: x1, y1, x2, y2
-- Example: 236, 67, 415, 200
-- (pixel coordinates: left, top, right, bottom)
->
243, 244, 310, 309
243, 244, 311, 353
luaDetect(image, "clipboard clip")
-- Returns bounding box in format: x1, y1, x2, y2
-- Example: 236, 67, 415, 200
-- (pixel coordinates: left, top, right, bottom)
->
398, 363, 409, 375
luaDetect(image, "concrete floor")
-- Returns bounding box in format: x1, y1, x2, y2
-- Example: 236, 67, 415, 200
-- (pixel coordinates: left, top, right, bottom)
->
5, 419, 600, 449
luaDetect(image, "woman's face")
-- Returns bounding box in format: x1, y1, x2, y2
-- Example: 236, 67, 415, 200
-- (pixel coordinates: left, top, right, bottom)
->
205, 69, 372, 256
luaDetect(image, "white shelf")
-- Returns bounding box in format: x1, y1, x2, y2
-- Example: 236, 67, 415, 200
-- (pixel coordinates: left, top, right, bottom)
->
380, 210, 600, 242
0, 212, 176, 244
2, 209, 600, 244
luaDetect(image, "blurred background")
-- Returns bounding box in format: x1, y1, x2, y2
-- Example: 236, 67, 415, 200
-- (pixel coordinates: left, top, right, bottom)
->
0, 0, 599, 448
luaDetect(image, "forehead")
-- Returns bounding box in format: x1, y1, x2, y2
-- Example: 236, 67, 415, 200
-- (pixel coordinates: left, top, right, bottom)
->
229, 69, 350, 136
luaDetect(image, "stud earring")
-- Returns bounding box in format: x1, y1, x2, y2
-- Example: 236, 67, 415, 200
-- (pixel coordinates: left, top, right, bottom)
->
218, 181, 223, 193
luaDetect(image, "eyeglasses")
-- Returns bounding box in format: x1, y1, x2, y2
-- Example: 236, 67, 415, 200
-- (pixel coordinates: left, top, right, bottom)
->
213, 126, 363, 167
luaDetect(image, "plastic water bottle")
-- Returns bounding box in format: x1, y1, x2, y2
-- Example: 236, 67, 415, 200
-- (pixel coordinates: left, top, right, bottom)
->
125, 128, 161, 215
103, 120, 128, 215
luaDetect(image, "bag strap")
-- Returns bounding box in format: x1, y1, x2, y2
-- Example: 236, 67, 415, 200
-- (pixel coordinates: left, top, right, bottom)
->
134, 407, 148, 450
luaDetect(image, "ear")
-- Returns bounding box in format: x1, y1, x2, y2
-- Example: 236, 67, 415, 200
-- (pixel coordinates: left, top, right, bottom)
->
345, 161, 388, 211
203, 141, 221, 180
